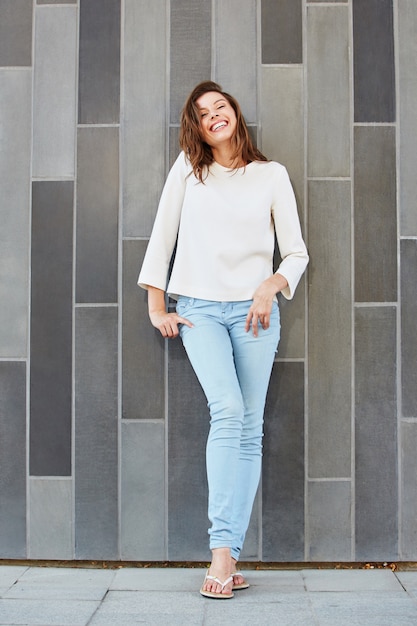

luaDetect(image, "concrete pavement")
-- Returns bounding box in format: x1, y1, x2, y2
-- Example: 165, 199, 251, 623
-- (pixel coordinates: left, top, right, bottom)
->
1, 564, 417, 625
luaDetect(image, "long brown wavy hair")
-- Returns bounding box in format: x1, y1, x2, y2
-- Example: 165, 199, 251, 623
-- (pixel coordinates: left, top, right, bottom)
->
179, 81, 268, 183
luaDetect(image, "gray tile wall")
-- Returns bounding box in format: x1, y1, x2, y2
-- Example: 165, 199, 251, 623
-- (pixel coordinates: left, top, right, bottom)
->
0, 0, 415, 563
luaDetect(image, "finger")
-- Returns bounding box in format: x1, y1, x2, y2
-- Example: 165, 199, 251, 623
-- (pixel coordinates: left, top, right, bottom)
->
177, 315, 193, 328
245, 312, 252, 333
252, 315, 259, 337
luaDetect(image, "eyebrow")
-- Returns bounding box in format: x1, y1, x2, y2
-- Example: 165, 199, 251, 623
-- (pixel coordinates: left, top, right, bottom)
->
197, 98, 227, 110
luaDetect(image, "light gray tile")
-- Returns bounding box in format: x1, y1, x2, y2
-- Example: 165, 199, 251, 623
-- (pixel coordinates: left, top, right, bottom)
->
0, 566, 28, 592
29, 479, 72, 560
74, 307, 118, 559
354, 126, 397, 302
308, 181, 352, 478
304, 569, 402, 592
0, 362, 26, 558
396, 571, 417, 592
0, 0, 32, 66
355, 307, 398, 561
33, 5, 77, 178
121, 422, 165, 560
307, 5, 350, 177
398, 0, 417, 235
401, 422, 417, 559
122, 0, 166, 237
122, 240, 165, 420
307, 481, 352, 561
0, 70, 31, 357
215, 0, 257, 123
111, 568, 204, 592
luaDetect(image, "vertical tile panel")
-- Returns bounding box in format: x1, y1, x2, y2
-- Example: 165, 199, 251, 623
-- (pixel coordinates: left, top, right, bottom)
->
30, 181, 73, 476
122, 240, 165, 420
121, 422, 165, 559
38, 0, 77, 3
354, 127, 397, 303
0, 362, 26, 558
263, 363, 305, 561
398, 0, 417, 235
308, 481, 351, 561
261, 0, 302, 64
76, 127, 119, 303
29, 479, 72, 559
401, 239, 417, 417
355, 307, 397, 561
308, 181, 352, 478
401, 422, 417, 559
78, 0, 121, 124
0, 0, 32, 66
123, 0, 166, 237
261, 67, 305, 359
168, 339, 210, 560
307, 5, 350, 177
33, 5, 77, 178
353, 0, 395, 122
0, 70, 31, 357
170, 0, 211, 123
215, 0, 257, 123
74, 307, 118, 559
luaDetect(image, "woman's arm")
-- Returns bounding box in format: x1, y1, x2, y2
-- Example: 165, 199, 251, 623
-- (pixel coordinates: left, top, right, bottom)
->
147, 286, 193, 338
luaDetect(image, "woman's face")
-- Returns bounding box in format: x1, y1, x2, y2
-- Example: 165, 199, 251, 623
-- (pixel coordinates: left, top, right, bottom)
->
196, 91, 237, 148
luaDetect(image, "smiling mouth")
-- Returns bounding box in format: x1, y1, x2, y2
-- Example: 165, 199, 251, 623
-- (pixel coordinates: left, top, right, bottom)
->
211, 121, 228, 132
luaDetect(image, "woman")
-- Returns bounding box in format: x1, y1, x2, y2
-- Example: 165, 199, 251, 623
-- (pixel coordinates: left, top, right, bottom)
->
138, 81, 308, 599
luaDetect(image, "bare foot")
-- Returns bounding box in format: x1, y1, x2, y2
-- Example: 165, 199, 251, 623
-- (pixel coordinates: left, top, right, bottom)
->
202, 548, 233, 596
231, 557, 247, 587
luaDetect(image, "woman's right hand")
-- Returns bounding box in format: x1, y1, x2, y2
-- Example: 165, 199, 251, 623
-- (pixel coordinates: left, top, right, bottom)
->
149, 309, 193, 338
147, 286, 192, 338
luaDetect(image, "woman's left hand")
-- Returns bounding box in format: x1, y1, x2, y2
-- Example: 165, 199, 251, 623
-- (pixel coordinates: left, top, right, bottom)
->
245, 273, 288, 337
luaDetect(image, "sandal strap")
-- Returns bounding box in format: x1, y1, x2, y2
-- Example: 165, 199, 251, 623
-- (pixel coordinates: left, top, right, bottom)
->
205, 574, 233, 590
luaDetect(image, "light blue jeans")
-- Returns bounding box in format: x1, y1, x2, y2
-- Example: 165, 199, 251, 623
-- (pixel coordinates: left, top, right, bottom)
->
176, 297, 280, 560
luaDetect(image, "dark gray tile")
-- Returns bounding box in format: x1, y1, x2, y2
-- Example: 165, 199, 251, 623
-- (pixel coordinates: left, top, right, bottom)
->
120, 422, 165, 560
0, 362, 26, 558
74, 307, 118, 559
263, 363, 305, 561
401, 422, 417, 560
169, 126, 180, 170
308, 181, 352, 478
261, 0, 302, 64
308, 481, 351, 561
354, 126, 397, 302
353, 0, 395, 122
167, 338, 210, 561
355, 306, 398, 561
122, 240, 165, 420
76, 127, 119, 303
78, 0, 120, 124
170, 0, 211, 123
30, 181, 73, 476
401, 239, 417, 417
0, 0, 32, 66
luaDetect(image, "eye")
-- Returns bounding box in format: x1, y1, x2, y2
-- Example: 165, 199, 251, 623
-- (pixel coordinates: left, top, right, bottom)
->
200, 112, 208, 118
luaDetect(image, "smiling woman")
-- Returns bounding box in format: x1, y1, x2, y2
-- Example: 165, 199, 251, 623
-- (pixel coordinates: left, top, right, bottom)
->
137, 80, 308, 599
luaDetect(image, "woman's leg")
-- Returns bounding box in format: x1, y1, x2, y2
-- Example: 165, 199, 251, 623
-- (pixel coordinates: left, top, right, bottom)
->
227, 300, 280, 560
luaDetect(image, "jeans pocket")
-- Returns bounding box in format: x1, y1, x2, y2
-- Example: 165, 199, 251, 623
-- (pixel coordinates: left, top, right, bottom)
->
176, 296, 194, 317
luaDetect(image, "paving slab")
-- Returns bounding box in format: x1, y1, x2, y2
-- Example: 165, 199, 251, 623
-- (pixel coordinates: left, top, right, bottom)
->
303, 568, 404, 592
0, 598, 100, 626
0, 566, 28, 596
2, 567, 116, 601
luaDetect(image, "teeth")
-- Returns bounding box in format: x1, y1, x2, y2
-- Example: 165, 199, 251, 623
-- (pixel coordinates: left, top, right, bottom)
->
212, 122, 227, 131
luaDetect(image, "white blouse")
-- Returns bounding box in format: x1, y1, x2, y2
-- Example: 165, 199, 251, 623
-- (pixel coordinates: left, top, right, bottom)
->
138, 152, 308, 301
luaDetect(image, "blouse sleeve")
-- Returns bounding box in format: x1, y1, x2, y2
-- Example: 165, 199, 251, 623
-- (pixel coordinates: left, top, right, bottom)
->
271, 166, 309, 300
137, 152, 189, 291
